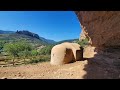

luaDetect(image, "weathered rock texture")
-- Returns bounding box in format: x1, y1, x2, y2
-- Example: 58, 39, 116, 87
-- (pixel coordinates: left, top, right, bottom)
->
50, 42, 83, 65
75, 11, 120, 48
79, 30, 86, 41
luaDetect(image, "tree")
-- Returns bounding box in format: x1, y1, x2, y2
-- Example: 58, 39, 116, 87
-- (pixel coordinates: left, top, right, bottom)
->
3, 43, 19, 65
19, 50, 31, 64
17, 41, 33, 64
3, 41, 33, 65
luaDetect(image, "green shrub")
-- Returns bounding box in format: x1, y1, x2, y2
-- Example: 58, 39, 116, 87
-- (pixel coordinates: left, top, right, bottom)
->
77, 38, 89, 48
31, 50, 38, 56
0, 40, 7, 51
28, 55, 50, 64
39, 45, 54, 55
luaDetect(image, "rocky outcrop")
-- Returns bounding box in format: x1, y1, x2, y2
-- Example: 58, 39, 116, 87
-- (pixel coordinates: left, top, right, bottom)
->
50, 42, 83, 65
75, 11, 120, 49
79, 30, 86, 41
16, 30, 40, 39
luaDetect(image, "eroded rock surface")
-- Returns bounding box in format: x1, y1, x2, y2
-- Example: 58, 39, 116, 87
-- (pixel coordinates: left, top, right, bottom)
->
75, 11, 120, 48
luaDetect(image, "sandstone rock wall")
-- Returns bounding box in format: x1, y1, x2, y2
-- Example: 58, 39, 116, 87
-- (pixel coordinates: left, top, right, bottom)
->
75, 11, 120, 48
79, 30, 86, 41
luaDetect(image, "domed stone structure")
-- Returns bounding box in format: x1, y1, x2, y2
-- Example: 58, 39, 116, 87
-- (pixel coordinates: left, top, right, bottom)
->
50, 42, 83, 65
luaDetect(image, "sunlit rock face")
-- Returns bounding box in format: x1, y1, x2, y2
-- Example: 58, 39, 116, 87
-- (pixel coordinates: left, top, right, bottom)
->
75, 11, 120, 48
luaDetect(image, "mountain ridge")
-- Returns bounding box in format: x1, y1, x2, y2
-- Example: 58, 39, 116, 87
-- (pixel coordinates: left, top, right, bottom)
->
0, 30, 56, 45
56, 39, 78, 44
0, 30, 78, 45
0, 30, 15, 34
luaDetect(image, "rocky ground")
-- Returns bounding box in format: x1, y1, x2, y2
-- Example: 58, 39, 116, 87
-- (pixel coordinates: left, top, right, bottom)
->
0, 46, 120, 79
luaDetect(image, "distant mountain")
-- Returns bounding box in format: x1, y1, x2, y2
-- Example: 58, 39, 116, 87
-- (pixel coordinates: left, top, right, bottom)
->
0, 30, 15, 34
0, 30, 78, 46
16, 30, 56, 44
0, 30, 56, 46
16, 30, 40, 39
0, 33, 45, 46
39, 36, 56, 44
57, 39, 78, 44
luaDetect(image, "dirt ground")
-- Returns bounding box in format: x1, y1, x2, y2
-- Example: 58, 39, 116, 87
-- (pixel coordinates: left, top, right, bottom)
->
0, 46, 120, 79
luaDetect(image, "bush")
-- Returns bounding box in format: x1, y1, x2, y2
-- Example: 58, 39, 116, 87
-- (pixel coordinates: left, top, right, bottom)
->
0, 40, 7, 51
4, 43, 19, 57
28, 55, 50, 64
77, 38, 89, 48
31, 50, 38, 56
39, 45, 54, 55
4, 41, 33, 56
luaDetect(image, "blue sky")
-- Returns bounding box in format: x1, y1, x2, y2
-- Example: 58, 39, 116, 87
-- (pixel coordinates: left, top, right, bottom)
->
0, 11, 81, 41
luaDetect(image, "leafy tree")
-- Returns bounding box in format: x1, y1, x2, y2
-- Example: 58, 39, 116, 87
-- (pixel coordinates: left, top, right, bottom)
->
17, 41, 33, 64
18, 50, 31, 64
3, 41, 33, 65
3, 43, 19, 65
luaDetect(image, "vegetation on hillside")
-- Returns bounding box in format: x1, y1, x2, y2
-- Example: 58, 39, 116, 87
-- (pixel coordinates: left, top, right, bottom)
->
0, 29, 89, 67
75, 38, 89, 48
0, 30, 57, 67
0, 33, 49, 46
3, 41, 33, 65
57, 38, 89, 48
57, 39, 78, 44
0, 30, 56, 47
0, 39, 53, 66
39, 45, 54, 55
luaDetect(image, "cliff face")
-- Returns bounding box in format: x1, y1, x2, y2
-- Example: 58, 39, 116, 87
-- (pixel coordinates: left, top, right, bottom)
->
75, 11, 120, 48
79, 30, 86, 41
16, 30, 40, 39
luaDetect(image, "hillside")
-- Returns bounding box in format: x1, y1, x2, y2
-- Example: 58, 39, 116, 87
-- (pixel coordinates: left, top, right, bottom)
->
0, 34, 46, 46
39, 36, 57, 45
0, 30, 79, 46
0, 30, 56, 46
57, 39, 78, 44
16, 30, 56, 45
0, 30, 15, 34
